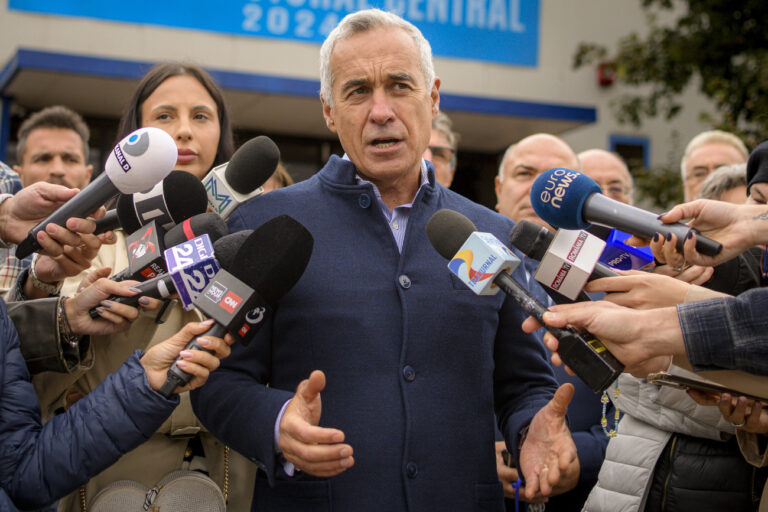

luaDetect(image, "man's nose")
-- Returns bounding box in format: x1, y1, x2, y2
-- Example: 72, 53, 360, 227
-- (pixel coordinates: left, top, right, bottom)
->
369, 89, 394, 124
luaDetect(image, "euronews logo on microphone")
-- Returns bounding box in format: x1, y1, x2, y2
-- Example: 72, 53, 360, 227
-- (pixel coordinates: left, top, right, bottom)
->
447, 232, 520, 295
537, 168, 579, 209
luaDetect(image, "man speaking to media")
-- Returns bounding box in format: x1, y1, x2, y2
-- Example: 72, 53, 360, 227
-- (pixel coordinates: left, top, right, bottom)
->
192, 9, 578, 511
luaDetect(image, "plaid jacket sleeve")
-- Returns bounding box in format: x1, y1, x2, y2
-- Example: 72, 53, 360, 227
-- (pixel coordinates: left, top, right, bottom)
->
677, 287, 768, 376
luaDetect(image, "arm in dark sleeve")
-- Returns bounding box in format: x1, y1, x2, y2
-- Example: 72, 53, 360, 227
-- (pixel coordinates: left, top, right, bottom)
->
190, 315, 293, 485
6, 298, 90, 375
0, 305, 178, 509
192, 208, 294, 484
494, 270, 558, 470
678, 287, 768, 375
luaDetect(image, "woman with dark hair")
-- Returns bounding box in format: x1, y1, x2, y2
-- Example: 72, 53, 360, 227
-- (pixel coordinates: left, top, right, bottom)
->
33, 63, 258, 512
116, 62, 235, 177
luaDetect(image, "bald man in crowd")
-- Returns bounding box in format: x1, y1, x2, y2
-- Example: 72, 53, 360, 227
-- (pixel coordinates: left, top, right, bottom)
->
578, 149, 633, 205
495, 134, 610, 511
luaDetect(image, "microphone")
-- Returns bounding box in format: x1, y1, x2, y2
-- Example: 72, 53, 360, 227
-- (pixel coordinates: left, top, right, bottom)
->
426, 209, 623, 393
109, 172, 212, 281
203, 136, 280, 219
158, 215, 314, 397
509, 220, 619, 281
163, 212, 229, 248
15, 127, 177, 259
97, 213, 231, 313
530, 168, 723, 257
93, 230, 230, 317
93, 209, 120, 235
116, 170, 209, 235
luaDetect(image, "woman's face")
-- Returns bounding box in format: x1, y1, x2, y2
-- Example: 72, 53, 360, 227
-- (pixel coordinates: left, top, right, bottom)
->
141, 75, 221, 179
747, 182, 768, 205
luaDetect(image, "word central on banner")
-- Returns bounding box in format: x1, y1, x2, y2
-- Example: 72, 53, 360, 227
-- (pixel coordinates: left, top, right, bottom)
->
9, 0, 539, 66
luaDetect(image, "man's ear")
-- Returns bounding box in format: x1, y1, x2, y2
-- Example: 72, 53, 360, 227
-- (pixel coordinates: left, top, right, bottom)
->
85, 164, 93, 182
430, 77, 441, 119
321, 97, 337, 133
494, 176, 502, 207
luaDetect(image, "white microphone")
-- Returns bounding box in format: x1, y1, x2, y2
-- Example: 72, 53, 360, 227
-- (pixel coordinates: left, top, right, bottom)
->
16, 127, 177, 259
203, 136, 280, 220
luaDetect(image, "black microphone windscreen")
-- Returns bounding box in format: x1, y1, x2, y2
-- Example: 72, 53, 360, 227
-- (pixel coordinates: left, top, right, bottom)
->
231, 216, 313, 304
164, 212, 229, 247
426, 209, 477, 260
225, 136, 280, 195
212, 230, 253, 271
508, 220, 554, 262
116, 170, 208, 234
116, 193, 140, 234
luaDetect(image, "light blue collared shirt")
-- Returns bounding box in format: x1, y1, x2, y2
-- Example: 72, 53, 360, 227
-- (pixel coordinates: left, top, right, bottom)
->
352, 155, 430, 253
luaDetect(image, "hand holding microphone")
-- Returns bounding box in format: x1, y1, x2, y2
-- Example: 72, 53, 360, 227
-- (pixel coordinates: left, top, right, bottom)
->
651, 199, 768, 267
521, 301, 683, 378
158, 214, 314, 397
530, 168, 723, 258
15, 127, 177, 259
427, 209, 623, 393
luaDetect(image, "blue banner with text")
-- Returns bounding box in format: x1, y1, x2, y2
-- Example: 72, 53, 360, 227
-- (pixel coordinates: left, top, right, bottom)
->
9, 0, 539, 66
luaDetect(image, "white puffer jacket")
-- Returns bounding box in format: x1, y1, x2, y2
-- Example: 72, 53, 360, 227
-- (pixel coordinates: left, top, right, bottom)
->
582, 365, 734, 512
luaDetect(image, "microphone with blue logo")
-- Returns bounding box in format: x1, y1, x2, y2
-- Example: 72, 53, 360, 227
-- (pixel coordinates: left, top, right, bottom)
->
427, 209, 623, 393
15, 127, 177, 260
529, 168, 722, 257
158, 215, 314, 397
203, 136, 280, 220
90, 213, 229, 317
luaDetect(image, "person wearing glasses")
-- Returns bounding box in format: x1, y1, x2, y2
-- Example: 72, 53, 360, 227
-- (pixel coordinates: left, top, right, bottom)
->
422, 111, 459, 188
494, 134, 611, 511
578, 149, 633, 204
680, 130, 747, 202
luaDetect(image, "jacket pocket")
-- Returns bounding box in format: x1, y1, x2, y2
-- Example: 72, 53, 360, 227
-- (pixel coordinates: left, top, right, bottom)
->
474, 482, 504, 512
253, 477, 332, 512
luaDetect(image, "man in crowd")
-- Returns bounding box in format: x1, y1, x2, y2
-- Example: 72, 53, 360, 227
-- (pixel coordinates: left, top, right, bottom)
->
495, 133, 580, 231
680, 130, 748, 201
192, 9, 578, 511
496, 138, 609, 510
578, 149, 633, 204
4, 106, 105, 300
422, 111, 459, 188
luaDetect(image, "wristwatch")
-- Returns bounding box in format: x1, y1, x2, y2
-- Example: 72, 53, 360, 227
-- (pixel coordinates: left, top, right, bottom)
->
29, 253, 63, 295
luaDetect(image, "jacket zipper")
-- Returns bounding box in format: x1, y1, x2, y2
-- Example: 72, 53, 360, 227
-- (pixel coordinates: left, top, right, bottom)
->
660, 435, 678, 512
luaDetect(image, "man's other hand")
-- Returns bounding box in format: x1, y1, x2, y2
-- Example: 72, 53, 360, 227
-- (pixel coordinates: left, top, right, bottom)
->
279, 370, 354, 477
519, 384, 579, 500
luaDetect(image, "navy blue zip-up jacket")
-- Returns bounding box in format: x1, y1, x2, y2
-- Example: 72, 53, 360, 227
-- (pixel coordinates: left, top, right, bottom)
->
192, 156, 558, 512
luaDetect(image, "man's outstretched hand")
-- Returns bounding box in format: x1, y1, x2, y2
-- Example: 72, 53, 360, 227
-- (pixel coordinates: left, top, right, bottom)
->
279, 370, 354, 477
519, 384, 579, 500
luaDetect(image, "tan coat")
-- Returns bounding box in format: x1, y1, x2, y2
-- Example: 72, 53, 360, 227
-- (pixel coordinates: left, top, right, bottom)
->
32, 231, 257, 511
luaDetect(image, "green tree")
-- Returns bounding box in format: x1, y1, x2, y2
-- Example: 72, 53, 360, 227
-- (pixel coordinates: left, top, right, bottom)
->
574, 0, 768, 147
573, 0, 768, 208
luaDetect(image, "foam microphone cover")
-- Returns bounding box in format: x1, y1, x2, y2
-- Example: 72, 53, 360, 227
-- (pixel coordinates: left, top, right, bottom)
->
164, 212, 229, 247
212, 230, 254, 271
225, 136, 281, 194
116, 170, 208, 234
426, 209, 477, 260
229, 216, 313, 304
508, 220, 554, 261
530, 168, 602, 230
